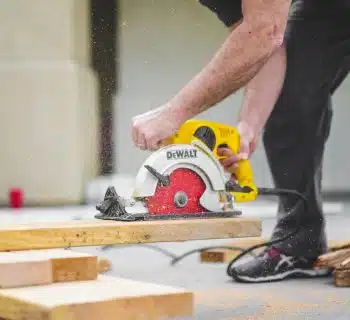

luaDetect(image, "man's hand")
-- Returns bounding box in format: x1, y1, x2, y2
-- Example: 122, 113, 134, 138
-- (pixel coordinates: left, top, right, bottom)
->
217, 121, 257, 174
131, 105, 183, 150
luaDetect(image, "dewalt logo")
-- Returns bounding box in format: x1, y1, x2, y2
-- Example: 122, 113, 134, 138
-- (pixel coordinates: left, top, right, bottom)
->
166, 149, 198, 160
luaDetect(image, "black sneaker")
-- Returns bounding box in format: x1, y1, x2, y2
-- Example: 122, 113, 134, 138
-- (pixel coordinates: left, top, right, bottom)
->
228, 247, 332, 283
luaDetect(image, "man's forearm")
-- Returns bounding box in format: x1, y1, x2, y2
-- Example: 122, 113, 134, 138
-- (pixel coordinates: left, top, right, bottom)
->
167, 21, 279, 121
165, 0, 290, 122
239, 44, 286, 137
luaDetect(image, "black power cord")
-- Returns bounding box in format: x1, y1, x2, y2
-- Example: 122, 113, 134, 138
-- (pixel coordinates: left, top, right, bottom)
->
101, 243, 178, 259
100, 243, 258, 264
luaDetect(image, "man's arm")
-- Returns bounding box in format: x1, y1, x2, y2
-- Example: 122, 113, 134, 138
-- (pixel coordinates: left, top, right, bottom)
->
238, 43, 287, 141
166, 0, 291, 122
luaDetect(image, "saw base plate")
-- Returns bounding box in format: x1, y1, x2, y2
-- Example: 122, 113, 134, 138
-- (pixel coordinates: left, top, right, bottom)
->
94, 210, 241, 221
94, 186, 242, 222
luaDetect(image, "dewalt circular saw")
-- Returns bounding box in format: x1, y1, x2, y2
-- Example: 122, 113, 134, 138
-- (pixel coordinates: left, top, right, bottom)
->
95, 119, 260, 221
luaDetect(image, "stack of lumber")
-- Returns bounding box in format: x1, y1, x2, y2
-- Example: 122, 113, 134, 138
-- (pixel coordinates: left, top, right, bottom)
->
0, 249, 193, 320
315, 242, 350, 287
0, 217, 263, 319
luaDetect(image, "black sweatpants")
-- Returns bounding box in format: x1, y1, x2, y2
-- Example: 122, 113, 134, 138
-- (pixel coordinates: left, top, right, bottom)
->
199, 0, 350, 257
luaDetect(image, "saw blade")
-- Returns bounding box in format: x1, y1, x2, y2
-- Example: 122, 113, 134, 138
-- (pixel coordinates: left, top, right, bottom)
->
146, 168, 207, 215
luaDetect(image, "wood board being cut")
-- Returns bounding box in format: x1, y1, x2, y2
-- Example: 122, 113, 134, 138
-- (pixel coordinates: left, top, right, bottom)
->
0, 249, 98, 288
0, 218, 261, 251
0, 275, 194, 320
200, 239, 350, 263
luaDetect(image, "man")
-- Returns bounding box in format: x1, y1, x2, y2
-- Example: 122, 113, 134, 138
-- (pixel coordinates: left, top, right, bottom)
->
131, 0, 350, 283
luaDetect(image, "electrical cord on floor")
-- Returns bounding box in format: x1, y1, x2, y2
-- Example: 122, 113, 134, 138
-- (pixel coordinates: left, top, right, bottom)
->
100, 243, 178, 259
226, 187, 308, 277
99, 243, 256, 263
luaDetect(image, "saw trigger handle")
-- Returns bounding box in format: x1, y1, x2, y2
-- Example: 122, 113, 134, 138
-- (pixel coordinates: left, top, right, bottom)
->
224, 154, 258, 203
213, 132, 258, 202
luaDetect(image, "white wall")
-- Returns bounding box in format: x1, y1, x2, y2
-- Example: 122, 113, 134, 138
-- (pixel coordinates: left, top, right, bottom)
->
115, 0, 350, 192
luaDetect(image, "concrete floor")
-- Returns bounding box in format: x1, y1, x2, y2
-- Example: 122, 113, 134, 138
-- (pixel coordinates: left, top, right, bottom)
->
1, 200, 350, 319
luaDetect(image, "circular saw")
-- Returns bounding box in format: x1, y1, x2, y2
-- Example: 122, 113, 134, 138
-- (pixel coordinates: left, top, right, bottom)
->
95, 120, 258, 221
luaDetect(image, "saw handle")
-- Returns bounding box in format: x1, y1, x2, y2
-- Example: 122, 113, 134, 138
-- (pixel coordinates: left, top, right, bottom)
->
217, 142, 258, 202
227, 158, 258, 202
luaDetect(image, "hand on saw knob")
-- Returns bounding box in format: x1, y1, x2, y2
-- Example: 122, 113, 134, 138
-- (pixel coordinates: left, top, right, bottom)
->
217, 121, 258, 174
131, 105, 183, 150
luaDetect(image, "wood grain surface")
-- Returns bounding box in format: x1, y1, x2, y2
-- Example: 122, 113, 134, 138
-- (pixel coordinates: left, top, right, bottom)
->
0, 218, 262, 251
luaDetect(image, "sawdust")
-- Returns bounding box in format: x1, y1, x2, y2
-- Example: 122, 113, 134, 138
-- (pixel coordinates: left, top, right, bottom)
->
325, 292, 348, 305
194, 288, 254, 309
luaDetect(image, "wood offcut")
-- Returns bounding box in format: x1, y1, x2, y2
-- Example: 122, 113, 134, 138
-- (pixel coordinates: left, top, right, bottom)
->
315, 244, 350, 287
0, 249, 98, 288
200, 237, 265, 263
0, 218, 262, 252
0, 275, 194, 320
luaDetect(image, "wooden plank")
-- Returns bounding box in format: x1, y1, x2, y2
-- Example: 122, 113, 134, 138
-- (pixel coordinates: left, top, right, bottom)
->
0, 275, 194, 320
315, 248, 350, 269
0, 218, 261, 251
339, 256, 350, 269
335, 269, 350, 287
202, 237, 265, 263
200, 237, 266, 263
201, 239, 350, 264
0, 249, 98, 288
328, 240, 350, 252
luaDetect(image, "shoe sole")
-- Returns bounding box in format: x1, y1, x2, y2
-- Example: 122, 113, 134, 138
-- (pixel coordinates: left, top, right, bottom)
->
231, 268, 332, 283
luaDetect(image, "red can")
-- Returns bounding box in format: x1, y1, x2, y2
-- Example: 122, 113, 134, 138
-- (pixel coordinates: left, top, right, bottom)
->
9, 188, 24, 209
